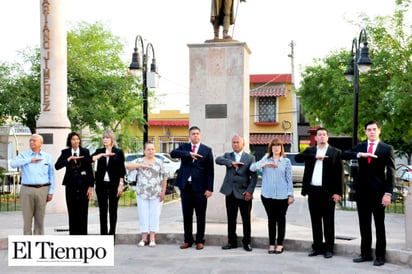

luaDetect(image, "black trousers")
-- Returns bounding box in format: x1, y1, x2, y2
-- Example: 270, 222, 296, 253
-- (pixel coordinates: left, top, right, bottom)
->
308, 185, 336, 252
96, 181, 120, 235
356, 194, 386, 258
261, 195, 289, 245
225, 193, 252, 245
180, 183, 207, 244
65, 184, 89, 235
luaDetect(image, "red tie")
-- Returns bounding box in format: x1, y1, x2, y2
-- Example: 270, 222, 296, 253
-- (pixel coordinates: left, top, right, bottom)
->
192, 145, 197, 153
367, 142, 374, 164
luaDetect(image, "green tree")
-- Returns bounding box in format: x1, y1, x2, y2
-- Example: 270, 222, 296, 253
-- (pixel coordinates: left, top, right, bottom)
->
0, 48, 41, 133
299, 0, 412, 163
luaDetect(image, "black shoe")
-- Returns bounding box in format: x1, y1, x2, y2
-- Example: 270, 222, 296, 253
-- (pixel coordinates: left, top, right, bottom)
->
221, 243, 237, 250
243, 244, 252, 252
353, 255, 373, 263
373, 257, 385, 266
308, 249, 321, 257
323, 251, 333, 259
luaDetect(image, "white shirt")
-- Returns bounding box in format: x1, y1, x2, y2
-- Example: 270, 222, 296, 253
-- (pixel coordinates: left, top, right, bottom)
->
311, 145, 328, 186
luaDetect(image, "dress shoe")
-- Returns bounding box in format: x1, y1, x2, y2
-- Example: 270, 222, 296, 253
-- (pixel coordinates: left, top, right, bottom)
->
196, 243, 204, 250
179, 242, 192, 249
323, 251, 333, 258
268, 250, 276, 254
373, 257, 385, 266
308, 249, 321, 257
222, 243, 237, 250
353, 255, 373, 263
275, 246, 284, 254
243, 244, 252, 252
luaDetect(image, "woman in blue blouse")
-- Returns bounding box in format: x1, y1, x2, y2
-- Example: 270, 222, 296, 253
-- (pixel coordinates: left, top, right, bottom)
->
250, 138, 294, 254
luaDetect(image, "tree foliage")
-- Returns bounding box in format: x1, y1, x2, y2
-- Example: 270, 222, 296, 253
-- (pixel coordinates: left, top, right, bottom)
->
298, 0, 412, 163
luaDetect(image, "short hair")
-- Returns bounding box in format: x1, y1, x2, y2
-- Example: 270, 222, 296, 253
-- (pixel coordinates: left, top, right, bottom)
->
144, 142, 154, 150
66, 132, 82, 147
316, 127, 328, 135
364, 120, 381, 130
30, 134, 43, 143
189, 126, 201, 133
267, 138, 285, 158
102, 130, 117, 148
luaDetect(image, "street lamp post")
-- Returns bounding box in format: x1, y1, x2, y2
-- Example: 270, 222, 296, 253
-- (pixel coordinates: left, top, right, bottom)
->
129, 35, 158, 146
344, 28, 373, 147
344, 28, 372, 202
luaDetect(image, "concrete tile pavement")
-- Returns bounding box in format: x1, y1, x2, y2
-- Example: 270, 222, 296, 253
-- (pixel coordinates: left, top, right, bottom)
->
1, 189, 411, 272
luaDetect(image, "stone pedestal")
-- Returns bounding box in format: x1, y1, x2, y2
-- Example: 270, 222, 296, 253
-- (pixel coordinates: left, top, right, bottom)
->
188, 42, 251, 223
38, 0, 71, 213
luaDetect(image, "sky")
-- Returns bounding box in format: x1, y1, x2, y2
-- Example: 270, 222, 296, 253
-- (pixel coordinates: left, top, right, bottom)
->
0, 0, 400, 112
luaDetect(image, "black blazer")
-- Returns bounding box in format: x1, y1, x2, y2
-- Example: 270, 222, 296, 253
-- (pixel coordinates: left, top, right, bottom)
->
295, 146, 344, 197
170, 143, 214, 192
342, 141, 395, 199
92, 147, 126, 185
216, 152, 258, 199
55, 147, 94, 188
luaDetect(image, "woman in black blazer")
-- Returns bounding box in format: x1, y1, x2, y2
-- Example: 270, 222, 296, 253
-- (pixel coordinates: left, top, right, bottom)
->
92, 130, 126, 236
55, 132, 94, 235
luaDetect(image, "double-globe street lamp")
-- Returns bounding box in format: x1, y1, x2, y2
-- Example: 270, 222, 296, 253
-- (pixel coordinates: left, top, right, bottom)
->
344, 28, 373, 147
343, 28, 373, 201
129, 35, 158, 145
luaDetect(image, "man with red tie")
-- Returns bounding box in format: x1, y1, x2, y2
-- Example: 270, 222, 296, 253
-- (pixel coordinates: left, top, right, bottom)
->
171, 126, 214, 250
342, 120, 395, 267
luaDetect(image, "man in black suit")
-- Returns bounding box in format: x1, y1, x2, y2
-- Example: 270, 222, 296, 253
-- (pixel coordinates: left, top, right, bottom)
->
55, 132, 94, 235
295, 127, 343, 259
216, 135, 257, 252
342, 121, 395, 266
171, 126, 214, 250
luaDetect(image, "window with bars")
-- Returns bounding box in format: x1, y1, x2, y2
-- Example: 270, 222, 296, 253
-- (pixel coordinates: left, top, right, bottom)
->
257, 97, 277, 122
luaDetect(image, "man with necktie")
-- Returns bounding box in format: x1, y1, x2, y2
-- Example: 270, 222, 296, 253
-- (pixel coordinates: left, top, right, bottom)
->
171, 126, 214, 250
215, 135, 257, 251
342, 120, 395, 266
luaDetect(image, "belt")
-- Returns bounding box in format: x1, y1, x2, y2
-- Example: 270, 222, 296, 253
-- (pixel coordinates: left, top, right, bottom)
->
22, 183, 51, 188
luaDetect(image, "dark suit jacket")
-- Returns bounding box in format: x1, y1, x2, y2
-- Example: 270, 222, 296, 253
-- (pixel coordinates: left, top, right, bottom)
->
295, 146, 344, 197
341, 141, 395, 199
170, 143, 214, 192
55, 147, 94, 188
92, 147, 126, 185
216, 152, 258, 199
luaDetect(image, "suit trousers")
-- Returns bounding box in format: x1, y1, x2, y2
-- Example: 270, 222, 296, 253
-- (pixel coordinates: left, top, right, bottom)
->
65, 184, 89, 235
96, 181, 120, 235
225, 193, 252, 245
180, 183, 207, 244
20, 185, 49, 235
308, 185, 336, 252
356, 194, 386, 258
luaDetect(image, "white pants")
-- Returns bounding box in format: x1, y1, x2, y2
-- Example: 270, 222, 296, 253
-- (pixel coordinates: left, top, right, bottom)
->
137, 195, 163, 233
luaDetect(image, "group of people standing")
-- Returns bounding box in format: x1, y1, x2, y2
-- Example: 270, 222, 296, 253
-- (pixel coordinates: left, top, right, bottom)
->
11, 130, 127, 239
170, 121, 394, 268
10, 120, 394, 267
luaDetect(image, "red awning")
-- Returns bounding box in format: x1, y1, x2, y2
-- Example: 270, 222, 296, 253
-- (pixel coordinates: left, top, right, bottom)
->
148, 120, 189, 126
250, 87, 287, 97
249, 133, 292, 145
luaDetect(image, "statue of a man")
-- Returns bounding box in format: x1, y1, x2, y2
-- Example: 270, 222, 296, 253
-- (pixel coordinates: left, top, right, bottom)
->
210, 0, 246, 40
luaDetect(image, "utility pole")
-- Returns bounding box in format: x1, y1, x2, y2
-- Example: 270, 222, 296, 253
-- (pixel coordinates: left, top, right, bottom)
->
288, 40, 299, 152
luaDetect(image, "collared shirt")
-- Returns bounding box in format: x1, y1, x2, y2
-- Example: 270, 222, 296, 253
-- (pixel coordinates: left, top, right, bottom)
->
250, 155, 293, 199
368, 140, 379, 154
234, 151, 243, 162
10, 149, 55, 194
71, 148, 79, 156
311, 145, 328, 186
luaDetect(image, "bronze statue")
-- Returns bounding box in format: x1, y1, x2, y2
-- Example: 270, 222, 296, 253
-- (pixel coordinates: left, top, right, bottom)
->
210, 0, 246, 40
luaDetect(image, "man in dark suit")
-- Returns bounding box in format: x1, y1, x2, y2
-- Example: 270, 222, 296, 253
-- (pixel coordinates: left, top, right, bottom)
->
170, 126, 214, 250
295, 127, 343, 259
55, 132, 94, 235
216, 135, 257, 252
342, 121, 395, 266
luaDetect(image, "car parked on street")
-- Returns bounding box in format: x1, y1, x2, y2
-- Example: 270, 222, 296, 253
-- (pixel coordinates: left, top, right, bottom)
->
285, 152, 304, 185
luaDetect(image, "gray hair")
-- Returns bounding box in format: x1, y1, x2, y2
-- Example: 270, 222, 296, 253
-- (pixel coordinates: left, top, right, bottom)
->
102, 130, 117, 148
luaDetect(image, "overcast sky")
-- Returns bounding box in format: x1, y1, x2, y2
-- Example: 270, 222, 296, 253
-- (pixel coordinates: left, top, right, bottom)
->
0, 0, 402, 112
